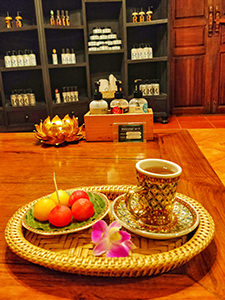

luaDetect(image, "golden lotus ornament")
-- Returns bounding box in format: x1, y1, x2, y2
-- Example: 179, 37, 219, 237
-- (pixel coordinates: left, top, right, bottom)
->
34, 114, 85, 145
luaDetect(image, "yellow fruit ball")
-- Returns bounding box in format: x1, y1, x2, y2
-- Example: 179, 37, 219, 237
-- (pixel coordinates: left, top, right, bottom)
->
50, 190, 70, 206
33, 198, 56, 222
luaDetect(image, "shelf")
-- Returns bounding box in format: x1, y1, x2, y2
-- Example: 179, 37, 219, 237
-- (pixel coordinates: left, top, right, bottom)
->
126, 19, 168, 27
5, 103, 46, 112
52, 98, 89, 108
0, 26, 38, 33
127, 57, 168, 64
44, 25, 84, 30
88, 49, 124, 55
48, 63, 87, 69
0, 66, 42, 72
85, 0, 122, 2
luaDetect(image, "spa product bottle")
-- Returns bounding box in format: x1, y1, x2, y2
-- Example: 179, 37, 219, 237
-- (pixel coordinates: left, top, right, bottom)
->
27, 88, 36, 106
10, 90, 17, 106
61, 48, 67, 64
129, 79, 148, 113
22, 89, 30, 106
132, 11, 138, 23
66, 48, 71, 64
52, 49, 58, 64
61, 10, 66, 26
71, 48, 76, 64
17, 50, 24, 67
4, 51, 12, 68
5, 12, 13, 28
23, 49, 30, 66
62, 87, 67, 102
56, 10, 62, 26
29, 50, 37, 66
89, 81, 108, 114
65, 10, 70, 26
50, 10, 55, 26
131, 44, 138, 60
55, 89, 61, 103
17, 89, 24, 106
11, 50, 18, 67
146, 7, 153, 22
139, 8, 145, 22
15, 11, 23, 28
73, 86, 79, 101
110, 81, 128, 114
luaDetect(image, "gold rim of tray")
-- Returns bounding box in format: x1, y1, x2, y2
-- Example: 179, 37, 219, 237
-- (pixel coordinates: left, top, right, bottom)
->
5, 185, 215, 277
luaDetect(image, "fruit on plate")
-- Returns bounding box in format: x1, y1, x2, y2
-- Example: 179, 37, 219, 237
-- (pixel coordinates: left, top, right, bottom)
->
48, 205, 72, 227
33, 198, 57, 221
72, 198, 95, 222
50, 189, 70, 206
69, 190, 89, 207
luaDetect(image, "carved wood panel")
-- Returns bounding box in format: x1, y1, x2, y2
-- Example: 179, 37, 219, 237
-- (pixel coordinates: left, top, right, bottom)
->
219, 53, 225, 105
173, 57, 205, 107
175, 0, 205, 18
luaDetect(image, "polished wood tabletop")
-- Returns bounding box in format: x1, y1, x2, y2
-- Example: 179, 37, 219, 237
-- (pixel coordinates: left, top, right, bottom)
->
1, 130, 225, 300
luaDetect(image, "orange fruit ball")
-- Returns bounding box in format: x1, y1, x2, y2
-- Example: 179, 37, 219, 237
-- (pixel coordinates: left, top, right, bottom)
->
33, 198, 56, 222
72, 198, 94, 222
50, 190, 70, 206
48, 205, 72, 227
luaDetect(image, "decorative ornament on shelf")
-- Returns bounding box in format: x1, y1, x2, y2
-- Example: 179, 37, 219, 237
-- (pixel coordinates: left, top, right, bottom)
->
34, 114, 85, 145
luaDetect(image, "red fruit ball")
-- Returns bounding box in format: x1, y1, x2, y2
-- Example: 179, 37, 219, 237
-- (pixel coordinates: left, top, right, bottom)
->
72, 198, 95, 222
48, 205, 72, 227
69, 190, 89, 207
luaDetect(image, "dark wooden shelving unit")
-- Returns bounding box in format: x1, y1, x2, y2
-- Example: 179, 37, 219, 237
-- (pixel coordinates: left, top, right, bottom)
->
0, 0, 170, 131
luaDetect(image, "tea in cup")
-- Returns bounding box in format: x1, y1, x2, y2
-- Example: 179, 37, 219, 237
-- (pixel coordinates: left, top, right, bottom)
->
125, 159, 182, 226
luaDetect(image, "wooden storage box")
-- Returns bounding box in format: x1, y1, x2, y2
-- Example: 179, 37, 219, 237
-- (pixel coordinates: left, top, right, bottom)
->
84, 109, 153, 141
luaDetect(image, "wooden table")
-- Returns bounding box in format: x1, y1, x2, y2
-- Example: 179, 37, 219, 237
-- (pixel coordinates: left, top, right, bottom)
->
1, 130, 225, 300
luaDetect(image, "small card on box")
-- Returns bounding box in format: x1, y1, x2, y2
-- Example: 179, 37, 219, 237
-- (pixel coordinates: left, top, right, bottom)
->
112, 122, 146, 143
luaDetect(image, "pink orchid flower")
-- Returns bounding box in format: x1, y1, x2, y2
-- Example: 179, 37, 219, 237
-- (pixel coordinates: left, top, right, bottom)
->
91, 220, 134, 258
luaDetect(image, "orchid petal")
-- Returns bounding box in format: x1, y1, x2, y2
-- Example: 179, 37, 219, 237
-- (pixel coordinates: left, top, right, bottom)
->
119, 231, 131, 243
92, 220, 107, 243
123, 239, 135, 250
108, 221, 121, 230
93, 239, 108, 256
106, 243, 130, 258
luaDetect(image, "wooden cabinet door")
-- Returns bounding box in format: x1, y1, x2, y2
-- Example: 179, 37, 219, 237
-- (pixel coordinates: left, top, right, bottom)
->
215, 0, 225, 113
170, 0, 223, 114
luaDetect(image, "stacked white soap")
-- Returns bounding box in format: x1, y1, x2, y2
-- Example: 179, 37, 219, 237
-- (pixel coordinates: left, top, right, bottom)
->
88, 27, 122, 51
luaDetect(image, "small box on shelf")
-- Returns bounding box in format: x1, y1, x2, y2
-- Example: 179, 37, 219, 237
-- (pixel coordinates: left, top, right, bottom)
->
84, 109, 153, 142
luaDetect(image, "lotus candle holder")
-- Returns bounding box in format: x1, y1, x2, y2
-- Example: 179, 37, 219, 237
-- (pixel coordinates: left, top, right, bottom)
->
34, 114, 85, 145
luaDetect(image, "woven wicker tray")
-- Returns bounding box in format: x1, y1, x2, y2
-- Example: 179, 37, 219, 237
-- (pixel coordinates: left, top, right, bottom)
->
5, 185, 215, 277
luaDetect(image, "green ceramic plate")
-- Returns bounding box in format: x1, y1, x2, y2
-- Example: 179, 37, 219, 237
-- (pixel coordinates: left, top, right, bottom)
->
22, 191, 109, 236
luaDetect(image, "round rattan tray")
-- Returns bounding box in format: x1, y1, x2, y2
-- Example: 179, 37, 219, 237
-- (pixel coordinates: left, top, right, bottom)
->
5, 185, 215, 277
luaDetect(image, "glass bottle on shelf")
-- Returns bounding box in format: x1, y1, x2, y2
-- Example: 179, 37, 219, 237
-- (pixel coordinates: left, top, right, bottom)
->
50, 10, 55, 26
23, 49, 30, 66
5, 12, 13, 28
4, 51, 12, 68
11, 50, 18, 67
139, 8, 145, 22
65, 11, 70, 26
29, 50, 37, 66
52, 49, 58, 64
61, 10, 66, 26
15, 11, 23, 28
132, 10, 138, 23
146, 7, 153, 22
17, 50, 24, 67
56, 10, 62, 26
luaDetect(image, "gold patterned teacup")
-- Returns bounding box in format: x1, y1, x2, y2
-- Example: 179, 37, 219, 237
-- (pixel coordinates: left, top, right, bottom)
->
125, 159, 182, 226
